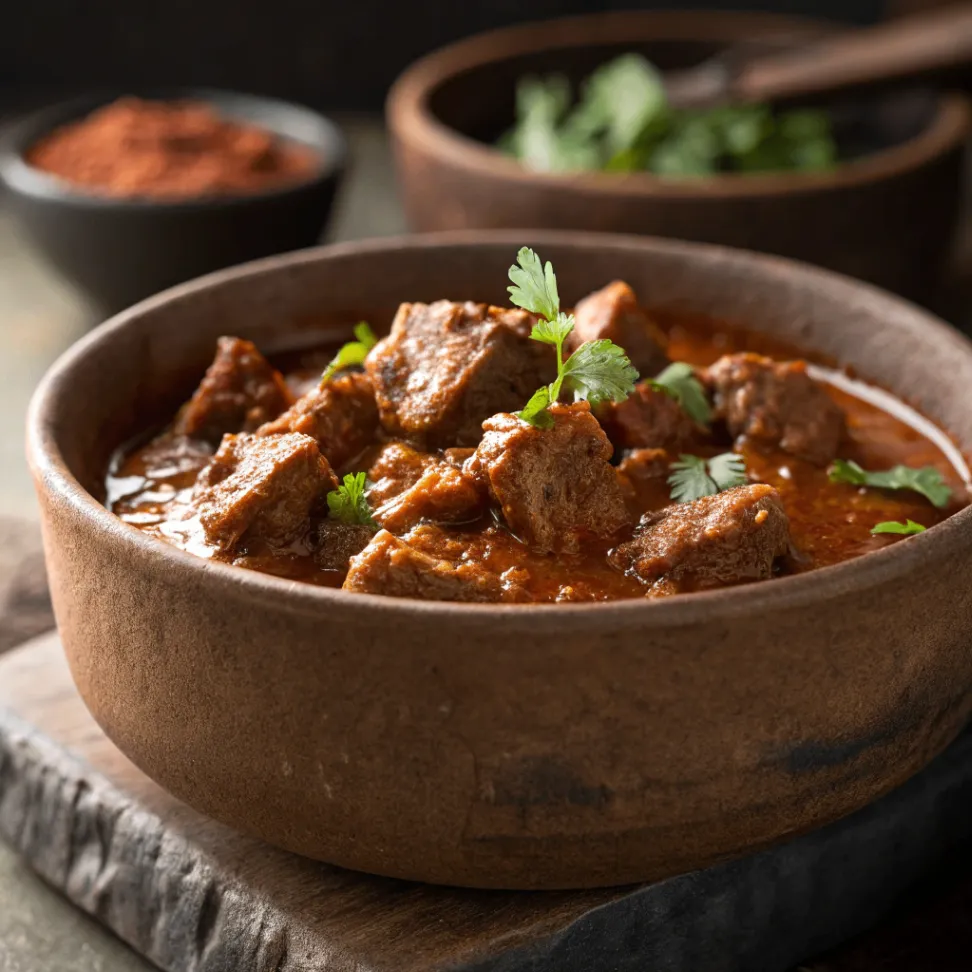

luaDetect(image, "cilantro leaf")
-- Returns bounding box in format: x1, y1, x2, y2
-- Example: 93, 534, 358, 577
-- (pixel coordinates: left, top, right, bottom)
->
574, 52, 667, 156
326, 472, 377, 527
871, 519, 927, 536
321, 321, 378, 385
828, 459, 952, 509
503, 76, 602, 174
508, 247, 560, 323
650, 362, 712, 427
668, 452, 747, 503
514, 386, 555, 429
561, 339, 640, 408
530, 311, 575, 347
707, 453, 748, 490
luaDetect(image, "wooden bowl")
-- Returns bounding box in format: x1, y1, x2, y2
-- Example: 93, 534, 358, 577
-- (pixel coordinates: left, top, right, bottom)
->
387, 11, 971, 300
27, 231, 972, 890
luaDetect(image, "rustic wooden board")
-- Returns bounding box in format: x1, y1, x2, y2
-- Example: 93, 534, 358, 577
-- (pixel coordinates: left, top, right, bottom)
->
1, 630, 972, 972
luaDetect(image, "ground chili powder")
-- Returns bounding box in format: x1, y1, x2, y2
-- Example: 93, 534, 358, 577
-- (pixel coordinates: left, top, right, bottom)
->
27, 97, 320, 200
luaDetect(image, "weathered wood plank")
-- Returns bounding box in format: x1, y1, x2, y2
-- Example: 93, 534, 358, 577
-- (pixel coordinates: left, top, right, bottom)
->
0, 515, 52, 655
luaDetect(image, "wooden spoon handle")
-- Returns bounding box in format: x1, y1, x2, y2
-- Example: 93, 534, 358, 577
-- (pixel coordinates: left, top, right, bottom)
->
732, 3, 972, 104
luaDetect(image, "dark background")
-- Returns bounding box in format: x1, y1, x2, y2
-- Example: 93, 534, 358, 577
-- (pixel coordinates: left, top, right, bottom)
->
0, 1, 897, 112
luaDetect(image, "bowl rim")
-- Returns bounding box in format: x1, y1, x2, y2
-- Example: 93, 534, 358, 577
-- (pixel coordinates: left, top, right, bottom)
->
0, 86, 348, 212
386, 9, 972, 200
27, 229, 972, 631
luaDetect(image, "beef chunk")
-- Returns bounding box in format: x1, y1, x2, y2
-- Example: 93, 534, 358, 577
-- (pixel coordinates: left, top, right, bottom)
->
566, 281, 669, 376
365, 300, 557, 448
174, 337, 294, 444
375, 461, 486, 533
343, 528, 512, 602
467, 402, 631, 554
256, 372, 378, 469
617, 448, 672, 511
706, 353, 845, 466
365, 441, 438, 507
363, 442, 485, 532
442, 447, 476, 468
312, 520, 376, 572
597, 380, 705, 452
192, 432, 337, 552
609, 484, 790, 595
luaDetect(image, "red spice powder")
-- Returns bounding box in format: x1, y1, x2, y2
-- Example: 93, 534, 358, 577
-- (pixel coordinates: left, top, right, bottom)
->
26, 97, 320, 200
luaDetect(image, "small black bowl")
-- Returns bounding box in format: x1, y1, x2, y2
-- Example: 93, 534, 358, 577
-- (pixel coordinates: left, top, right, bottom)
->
0, 89, 347, 315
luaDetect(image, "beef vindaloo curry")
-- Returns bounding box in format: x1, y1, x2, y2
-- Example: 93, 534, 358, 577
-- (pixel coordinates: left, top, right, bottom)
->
107, 248, 969, 603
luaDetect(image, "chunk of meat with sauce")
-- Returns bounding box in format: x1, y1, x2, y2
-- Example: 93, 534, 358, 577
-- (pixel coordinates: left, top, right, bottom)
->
191, 432, 337, 552
365, 300, 557, 448
617, 448, 672, 511
312, 520, 376, 572
173, 337, 294, 444
609, 484, 791, 596
467, 402, 631, 554
598, 381, 705, 452
375, 461, 486, 533
566, 281, 669, 376
344, 528, 525, 602
256, 372, 378, 469
365, 441, 437, 507
706, 353, 845, 466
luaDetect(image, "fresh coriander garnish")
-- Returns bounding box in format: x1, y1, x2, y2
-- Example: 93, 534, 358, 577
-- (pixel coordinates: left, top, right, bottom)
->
508, 247, 639, 428
649, 362, 712, 427
326, 472, 376, 527
828, 459, 951, 509
871, 519, 927, 536
320, 322, 378, 386
668, 453, 747, 503
508, 245, 562, 322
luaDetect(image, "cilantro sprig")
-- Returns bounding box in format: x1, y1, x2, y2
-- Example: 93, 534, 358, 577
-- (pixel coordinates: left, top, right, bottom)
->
649, 362, 712, 427
508, 247, 639, 428
668, 453, 747, 504
326, 472, 377, 527
320, 322, 378, 386
828, 459, 951, 509
871, 519, 926, 536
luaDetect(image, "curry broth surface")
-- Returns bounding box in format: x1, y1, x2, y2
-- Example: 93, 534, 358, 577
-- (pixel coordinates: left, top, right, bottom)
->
106, 313, 970, 599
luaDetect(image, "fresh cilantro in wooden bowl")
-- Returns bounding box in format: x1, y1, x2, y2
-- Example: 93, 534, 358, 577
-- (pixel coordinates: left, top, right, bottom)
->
500, 54, 837, 178
387, 11, 970, 298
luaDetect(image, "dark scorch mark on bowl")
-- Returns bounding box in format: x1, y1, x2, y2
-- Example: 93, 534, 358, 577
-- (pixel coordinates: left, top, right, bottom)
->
767, 689, 965, 775
490, 756, 613, 809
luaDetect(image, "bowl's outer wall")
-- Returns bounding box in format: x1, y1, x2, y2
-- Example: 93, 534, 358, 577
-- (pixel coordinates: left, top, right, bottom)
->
30, 234, 972, 889
388, 13, 969, 300
7, 182, 339, 314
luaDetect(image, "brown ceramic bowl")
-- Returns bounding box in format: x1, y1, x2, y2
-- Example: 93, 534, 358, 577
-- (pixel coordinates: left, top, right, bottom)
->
27, 231, 972, 890
387, 11, 971, 300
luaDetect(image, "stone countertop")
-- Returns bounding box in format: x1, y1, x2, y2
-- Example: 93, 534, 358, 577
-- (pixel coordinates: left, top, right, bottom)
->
0, 114, 404, 972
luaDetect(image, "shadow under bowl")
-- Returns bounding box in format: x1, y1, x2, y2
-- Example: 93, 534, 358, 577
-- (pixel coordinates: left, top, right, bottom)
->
387, 10, 971, 300
0, 88, 347, 316
26, 230, 972, 890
